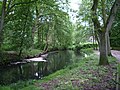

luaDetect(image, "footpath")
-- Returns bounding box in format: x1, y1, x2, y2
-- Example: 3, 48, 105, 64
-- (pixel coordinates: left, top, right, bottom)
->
111, 50, 120, 63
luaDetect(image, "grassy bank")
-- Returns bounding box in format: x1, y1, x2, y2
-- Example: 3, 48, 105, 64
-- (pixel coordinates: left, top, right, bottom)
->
0, 49, 117, 90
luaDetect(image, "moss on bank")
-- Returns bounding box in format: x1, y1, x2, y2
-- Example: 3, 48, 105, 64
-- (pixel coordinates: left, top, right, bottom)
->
0, 49, 117, 90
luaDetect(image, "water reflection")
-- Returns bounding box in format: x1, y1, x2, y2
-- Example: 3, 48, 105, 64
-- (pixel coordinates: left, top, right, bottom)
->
0, 50, 81, 85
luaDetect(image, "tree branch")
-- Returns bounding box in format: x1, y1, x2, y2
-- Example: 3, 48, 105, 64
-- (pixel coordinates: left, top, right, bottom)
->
6, 0, 13, 11
105, 0, 120, 32
6, 0, 38, 15
91, 0, 101, 30
101, 0, 107, 27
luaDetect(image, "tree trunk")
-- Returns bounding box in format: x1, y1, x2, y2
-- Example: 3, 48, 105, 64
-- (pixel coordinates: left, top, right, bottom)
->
0, 0, 7, 60
0, 0, 6, 46
38, 28, 41, 48
44, 23, 49, 52
91, 0, 109, 65
106, 32, 112, 56
0, 0, 7, 49
31, 26, 36, 48
99, 31, 109, 65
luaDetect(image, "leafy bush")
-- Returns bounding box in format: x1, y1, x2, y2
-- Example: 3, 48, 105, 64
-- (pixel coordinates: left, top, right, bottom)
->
74, 43, 98, 52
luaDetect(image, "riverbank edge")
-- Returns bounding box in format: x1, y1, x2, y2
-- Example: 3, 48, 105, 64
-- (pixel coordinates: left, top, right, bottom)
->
0, 43, 98, 66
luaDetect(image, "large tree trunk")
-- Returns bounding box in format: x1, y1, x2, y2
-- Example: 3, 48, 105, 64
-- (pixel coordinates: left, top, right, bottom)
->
99, 31, 109, 65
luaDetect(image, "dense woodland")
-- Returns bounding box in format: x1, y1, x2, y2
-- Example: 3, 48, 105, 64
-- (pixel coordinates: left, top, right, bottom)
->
0, 0, 120, 89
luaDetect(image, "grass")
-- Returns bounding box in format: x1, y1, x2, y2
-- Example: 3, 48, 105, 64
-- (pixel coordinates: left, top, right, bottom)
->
0, 49, 117, 90
35, 54, 117, 90
80, 48, 94, 55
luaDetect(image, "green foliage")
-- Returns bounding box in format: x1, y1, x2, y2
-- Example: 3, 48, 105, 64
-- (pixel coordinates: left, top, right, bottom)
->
81, 48, 93, 54
75, 43, 98, 51
110, 10, 120, 47
22, 49, 42, 57
0, 0, 74, 63
4, 3, 33, 50
81, 43, 98, 49
74, 0, 94, 44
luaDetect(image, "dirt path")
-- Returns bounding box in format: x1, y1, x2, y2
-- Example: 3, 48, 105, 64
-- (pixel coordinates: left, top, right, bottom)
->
111, 50, 120, 90
94, 50, 120, 63
111, 50, 120, 63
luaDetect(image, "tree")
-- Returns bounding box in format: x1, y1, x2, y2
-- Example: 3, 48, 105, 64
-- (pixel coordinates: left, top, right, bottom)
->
75, 0, 93, 44
0, 0, 73, 62
32, 0, 73, 51
91, 0, 120, 65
